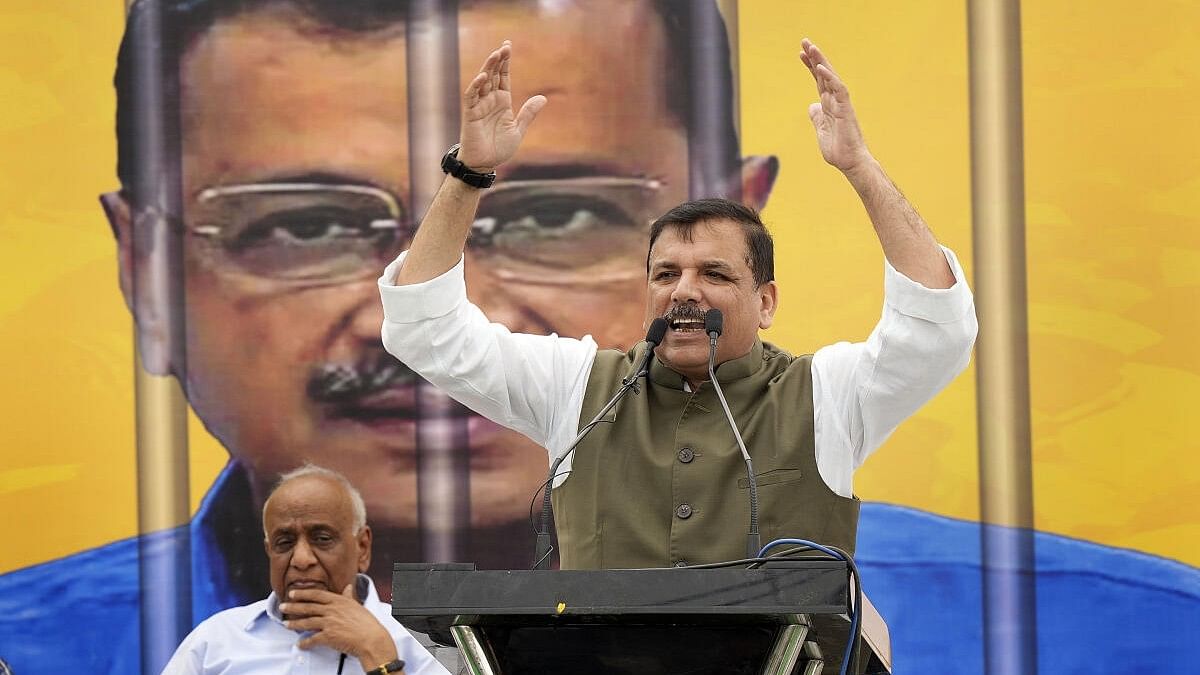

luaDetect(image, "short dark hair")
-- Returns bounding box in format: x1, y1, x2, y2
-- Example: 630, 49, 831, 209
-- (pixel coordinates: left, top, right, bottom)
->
113, 0, 738, 203
647, 198, 774, 287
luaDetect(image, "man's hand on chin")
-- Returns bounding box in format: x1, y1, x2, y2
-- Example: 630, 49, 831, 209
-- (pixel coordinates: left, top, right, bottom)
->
280, 584, 402, 672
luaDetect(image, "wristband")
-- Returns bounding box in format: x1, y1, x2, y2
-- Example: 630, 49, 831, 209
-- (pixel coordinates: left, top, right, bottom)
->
441, 143, 496, 188
368, 659, 405, 674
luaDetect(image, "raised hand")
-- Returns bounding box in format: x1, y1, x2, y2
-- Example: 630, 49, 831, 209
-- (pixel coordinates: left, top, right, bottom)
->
457, 40, 547, 171
800, 38, 872, 173
281, 585, 400, 672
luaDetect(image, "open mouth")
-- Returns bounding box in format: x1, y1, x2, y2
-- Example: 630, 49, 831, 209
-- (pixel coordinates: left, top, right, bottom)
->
664, 304, 711, 333
669, 317, 706, 332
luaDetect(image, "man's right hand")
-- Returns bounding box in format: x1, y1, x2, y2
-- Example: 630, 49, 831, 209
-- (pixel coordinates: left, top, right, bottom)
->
282, 585, 404, 673
457, 40, 546, 171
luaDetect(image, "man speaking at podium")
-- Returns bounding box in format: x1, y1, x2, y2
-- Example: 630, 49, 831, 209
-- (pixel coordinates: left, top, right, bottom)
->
380, 40, 977, 568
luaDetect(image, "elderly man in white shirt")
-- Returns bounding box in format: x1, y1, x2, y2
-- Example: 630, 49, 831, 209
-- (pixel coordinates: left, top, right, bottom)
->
161, 465, 447, 675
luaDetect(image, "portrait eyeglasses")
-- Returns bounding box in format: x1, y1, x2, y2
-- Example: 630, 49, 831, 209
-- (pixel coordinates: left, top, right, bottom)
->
188, 177, 668, 286
469, 176, 666, 285
190, 182, 407, 285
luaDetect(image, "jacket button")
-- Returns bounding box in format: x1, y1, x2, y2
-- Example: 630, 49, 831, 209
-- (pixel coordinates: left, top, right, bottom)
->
677, 447, 695, 463
675, 503, 693, 519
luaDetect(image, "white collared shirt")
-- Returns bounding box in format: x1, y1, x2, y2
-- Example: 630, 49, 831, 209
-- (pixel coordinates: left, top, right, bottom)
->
161, 575, 448, 675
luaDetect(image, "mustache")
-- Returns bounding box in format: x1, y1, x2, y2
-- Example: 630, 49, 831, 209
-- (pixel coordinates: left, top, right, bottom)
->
306, 351, 418, 404
662, 303, 710, 322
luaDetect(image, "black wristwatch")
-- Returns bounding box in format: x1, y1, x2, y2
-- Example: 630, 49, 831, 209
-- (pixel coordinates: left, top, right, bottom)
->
441, 143, 496, 188
367, 659, 405, 674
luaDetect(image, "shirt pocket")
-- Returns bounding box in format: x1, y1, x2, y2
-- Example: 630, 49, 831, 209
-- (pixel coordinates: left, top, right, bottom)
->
738, 467, 803, 489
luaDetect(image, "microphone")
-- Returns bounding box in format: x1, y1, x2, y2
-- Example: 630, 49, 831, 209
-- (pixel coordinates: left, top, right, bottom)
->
624, 317, 669, 390
703, 309, 761, 559
705, 309, 723, 338
532, 318, 669, 569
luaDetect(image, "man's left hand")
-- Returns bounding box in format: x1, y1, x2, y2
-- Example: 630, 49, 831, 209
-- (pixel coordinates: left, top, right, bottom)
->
800, 38, 873, 174
281, 585, 398, 669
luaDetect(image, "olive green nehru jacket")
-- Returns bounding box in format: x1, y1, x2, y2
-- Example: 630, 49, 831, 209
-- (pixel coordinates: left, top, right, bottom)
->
551, 338, 860, 570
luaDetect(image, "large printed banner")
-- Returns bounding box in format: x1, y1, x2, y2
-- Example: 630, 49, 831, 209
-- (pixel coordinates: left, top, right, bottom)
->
1, 1, 1198, 673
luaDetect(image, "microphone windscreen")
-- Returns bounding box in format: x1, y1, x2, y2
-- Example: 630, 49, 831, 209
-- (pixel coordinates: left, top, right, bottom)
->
646, 317, 669, 346
705, 309, 724, 336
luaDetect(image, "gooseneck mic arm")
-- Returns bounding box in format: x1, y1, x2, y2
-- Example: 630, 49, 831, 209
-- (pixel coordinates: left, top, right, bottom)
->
532, 318, 670, 569
704, 310, 761, 558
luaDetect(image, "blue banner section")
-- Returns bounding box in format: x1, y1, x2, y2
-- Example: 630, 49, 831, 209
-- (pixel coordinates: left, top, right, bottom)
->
2, 502, 1198, 673
857, 504, 1200, 673
981, 518, 1039, 674
1, 533, 142, 673
138, 523, 191, 675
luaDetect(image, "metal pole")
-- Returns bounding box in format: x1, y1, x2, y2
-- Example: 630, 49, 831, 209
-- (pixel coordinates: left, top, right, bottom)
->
715, 0, 740, 134
967, 1, 1038, 673
688, 0, 741, 200
134, 351, 192, 673
406, 0, 471, 563
123, 0, 192, 672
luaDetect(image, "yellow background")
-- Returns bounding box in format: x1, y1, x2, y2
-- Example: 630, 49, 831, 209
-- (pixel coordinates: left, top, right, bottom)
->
2, 1, 1197, 573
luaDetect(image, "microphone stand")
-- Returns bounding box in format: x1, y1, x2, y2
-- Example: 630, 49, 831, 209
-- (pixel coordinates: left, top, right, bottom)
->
705, 311, 761, 558
532, 319, 668, 570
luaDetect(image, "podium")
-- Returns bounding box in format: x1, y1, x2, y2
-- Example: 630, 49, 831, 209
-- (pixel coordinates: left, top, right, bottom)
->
392, 562, 891, 674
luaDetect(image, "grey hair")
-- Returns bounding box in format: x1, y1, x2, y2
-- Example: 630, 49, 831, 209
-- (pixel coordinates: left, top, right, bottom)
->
263, 463, 368, 534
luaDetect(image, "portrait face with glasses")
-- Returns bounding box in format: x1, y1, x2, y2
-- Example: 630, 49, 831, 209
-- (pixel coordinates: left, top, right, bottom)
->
101, 0, 776, 586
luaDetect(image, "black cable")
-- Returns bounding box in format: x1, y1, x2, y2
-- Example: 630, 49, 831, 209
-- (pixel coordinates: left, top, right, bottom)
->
746, 545, 815, 568
527, 470, 574, 536
759, 541, 862, 675
525, 469, 575, 569
622, 549, 817, 571
846, 554, 863, 674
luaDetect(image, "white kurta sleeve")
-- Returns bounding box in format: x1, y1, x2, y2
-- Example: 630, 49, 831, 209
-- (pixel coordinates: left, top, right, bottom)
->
378, 251, 597, 453
811, 246, 978, 497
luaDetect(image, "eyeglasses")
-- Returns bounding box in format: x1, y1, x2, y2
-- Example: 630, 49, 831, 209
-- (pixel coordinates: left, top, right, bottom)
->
190, 183, 409, 285
188, 176, 667, 286
469, 176, 665, 285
